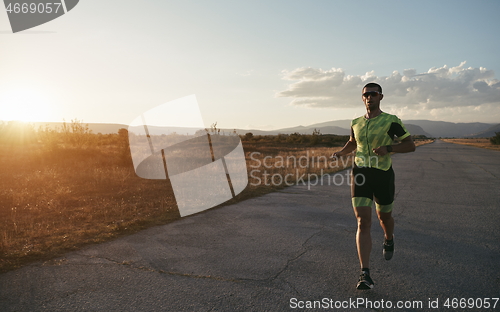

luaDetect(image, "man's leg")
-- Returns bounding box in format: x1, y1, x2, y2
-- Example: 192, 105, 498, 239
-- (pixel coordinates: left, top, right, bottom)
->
376, 210, 394, 241
351, 167, 375, 289
373, 166, 396, 260
376, 207, 394, 260
353, 206, 372, 269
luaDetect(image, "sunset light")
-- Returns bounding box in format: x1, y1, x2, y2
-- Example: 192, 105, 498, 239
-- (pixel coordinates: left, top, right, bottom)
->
0, 88, 53, 122
0, 1, 499, 309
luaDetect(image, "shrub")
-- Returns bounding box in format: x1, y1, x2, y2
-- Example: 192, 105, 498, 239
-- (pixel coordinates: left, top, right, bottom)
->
490, 132, 500, 145
243, 132, 254, 141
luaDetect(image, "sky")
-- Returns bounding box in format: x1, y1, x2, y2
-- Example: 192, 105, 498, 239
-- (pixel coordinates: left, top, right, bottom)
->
1, 0, 499, 131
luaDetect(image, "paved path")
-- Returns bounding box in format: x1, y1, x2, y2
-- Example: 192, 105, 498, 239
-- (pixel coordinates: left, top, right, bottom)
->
1, 140, 499, 311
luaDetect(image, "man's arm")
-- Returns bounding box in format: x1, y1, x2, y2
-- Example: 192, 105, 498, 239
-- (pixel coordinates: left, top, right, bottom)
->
333, 128, 357, 157
373, 136, 415, 156
391, 136, 416, 153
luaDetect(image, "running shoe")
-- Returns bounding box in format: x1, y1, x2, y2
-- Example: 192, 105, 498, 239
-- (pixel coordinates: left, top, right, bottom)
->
383, 236, 394, 260
356, 272, 374, 290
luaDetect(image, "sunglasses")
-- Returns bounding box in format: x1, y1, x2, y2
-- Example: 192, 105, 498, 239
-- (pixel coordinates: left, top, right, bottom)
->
363, 91, 382, 98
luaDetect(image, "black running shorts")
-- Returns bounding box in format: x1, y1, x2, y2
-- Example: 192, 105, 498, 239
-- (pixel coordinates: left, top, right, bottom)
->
351, 166, 395, 212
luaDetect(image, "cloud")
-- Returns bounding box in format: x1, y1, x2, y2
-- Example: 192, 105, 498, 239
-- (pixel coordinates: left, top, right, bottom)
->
276, 62, 500, 114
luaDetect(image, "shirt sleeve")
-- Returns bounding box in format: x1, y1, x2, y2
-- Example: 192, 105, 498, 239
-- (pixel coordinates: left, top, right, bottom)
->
388, 118, 410, 140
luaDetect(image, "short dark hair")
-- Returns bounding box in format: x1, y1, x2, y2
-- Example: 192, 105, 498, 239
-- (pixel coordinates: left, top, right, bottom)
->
363, 83, 382, 93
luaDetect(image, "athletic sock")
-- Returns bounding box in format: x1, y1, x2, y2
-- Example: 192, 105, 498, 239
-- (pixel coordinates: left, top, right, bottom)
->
361, 268, 370, 274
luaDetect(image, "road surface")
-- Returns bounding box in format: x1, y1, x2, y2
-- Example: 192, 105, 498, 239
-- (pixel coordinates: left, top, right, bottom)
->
1, 140, 499, 311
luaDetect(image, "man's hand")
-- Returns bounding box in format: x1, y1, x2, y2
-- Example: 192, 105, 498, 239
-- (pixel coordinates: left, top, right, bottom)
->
375, 137, 415, 155
372, 146, 389, 156
333, 137, 357, 158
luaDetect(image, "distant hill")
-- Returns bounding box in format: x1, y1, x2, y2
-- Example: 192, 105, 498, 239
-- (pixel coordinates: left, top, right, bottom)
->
233, 125, 350, 136
90, 120, 497, 138
25, 122, 128, 134
466, 124, 500, 138
402, 120, 495, 138
302, 119, 494, 138
402, 124, 432, 137
271, 119, 349, 132
295, 119, 497, 138
272, 120, 431, 137
233, 119, 496, 138
306, 119, 352, 129
230, 122, 429, 138
3, 119, 497, 138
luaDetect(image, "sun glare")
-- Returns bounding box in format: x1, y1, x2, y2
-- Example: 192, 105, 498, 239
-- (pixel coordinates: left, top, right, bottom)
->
0, 88, 54, 122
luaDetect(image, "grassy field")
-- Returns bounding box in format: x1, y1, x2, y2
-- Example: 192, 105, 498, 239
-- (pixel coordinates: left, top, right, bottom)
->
441, 138, 500, 151
0, 122, 433, 273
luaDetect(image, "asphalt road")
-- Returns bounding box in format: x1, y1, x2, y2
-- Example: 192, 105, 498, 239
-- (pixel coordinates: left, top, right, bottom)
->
1, 140, 499, 311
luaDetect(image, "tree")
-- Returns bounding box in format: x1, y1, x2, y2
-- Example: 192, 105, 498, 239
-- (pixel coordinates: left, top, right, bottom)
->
490, 132, 500, 145
310, 128, 321, 145
244, 132, 254, 141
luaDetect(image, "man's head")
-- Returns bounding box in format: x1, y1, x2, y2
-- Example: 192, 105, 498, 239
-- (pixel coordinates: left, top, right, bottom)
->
362, 82, 383, 111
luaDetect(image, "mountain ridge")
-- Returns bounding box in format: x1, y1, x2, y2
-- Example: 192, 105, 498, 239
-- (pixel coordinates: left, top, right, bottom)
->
1, 119, 497, 138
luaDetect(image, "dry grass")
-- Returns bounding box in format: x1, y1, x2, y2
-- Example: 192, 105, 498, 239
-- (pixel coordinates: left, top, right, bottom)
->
441, 138, 500, 151
0, 127, 434, 273
0, 143, 179, 273
414, 139, 434, 147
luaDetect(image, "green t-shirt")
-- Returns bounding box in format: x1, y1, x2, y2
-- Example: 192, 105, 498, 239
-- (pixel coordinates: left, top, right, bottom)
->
351, 112, 410, 171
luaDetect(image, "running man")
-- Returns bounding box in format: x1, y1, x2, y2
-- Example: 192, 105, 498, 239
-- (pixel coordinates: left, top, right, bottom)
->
333, 82, 415, 290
